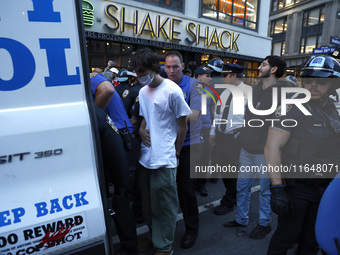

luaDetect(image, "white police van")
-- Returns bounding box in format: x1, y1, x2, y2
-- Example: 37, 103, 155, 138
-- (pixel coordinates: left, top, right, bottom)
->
0, 1, 113, 254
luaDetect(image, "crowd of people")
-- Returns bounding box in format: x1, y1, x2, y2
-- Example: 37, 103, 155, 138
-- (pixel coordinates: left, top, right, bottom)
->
89, 49, 340, 255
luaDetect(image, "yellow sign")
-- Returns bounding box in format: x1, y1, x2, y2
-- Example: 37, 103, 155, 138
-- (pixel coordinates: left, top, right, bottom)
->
104, 4, 240, 51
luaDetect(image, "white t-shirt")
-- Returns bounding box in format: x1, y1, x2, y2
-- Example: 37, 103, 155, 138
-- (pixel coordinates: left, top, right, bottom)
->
139, 79, 191, 169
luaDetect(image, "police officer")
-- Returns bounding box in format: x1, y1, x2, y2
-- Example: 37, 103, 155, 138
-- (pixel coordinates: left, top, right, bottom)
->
90, 72, 134, 136
194, 66, 214, 196
94, 106, 138, 255
207, 58, 225, 182
265, 55, 340, 254
107, 69, 144, 223
165, 51, 202, 249
116, 69, 143, 119
207, 58, 224, 93
210, 63, 250, 215
90, 72, 136, 206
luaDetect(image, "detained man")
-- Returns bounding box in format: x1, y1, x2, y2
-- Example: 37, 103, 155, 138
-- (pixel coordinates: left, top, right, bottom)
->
130, 48, 190, 255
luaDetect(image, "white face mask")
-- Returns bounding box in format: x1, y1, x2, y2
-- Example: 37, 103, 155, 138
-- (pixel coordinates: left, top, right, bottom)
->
138, 73, 154, 86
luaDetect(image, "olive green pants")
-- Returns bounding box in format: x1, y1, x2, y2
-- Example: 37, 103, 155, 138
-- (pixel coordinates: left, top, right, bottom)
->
138, 164, 178, 252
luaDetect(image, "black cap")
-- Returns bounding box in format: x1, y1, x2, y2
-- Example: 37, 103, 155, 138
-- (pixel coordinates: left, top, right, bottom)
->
195, 66, 214, 75
222, 63, 244, 74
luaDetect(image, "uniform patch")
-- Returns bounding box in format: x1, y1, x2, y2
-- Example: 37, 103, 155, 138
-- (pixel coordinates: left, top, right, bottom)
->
106, 115, 119, 134
90, 72, 98, 78
275, 105, 292, 118
310, 57, 325, 68
195, 83, 203, 95
135, 96, 139, 103
122, 89, 130, 98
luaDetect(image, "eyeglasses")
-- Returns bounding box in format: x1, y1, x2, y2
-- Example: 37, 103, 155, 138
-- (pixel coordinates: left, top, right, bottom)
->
259, 62, 269, 68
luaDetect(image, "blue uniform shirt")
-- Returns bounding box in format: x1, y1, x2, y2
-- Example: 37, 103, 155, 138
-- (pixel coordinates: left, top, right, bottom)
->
177, 75, 202, 145
90, 73, 133, 133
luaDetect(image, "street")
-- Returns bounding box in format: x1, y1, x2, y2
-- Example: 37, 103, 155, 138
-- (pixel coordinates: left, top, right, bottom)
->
112, 179, 284, 255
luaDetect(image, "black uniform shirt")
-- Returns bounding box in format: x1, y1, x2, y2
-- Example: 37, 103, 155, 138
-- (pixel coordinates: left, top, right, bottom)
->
272, 99, 340, 178
116, 82, 143, 118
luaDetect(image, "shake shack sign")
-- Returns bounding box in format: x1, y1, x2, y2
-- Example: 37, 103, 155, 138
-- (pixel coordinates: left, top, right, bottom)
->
100, 4, 240, 51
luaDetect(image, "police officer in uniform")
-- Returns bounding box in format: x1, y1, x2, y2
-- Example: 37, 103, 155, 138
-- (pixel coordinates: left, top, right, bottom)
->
116, 69, 143, 119
207, 58, 225, 182
94, 106, 138, 255
210, 64, 250, 215
115, 69, 145, 223
194, 66, 214, 196
165, 51, 203, 249
265, 55, 340, 255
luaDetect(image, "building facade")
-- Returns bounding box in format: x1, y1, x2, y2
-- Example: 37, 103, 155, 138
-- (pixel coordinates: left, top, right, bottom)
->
83, 0, 272, 82
269, 0, 340, 76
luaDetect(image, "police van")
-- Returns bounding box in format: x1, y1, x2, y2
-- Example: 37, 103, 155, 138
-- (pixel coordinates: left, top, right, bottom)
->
1, 1, 114, 254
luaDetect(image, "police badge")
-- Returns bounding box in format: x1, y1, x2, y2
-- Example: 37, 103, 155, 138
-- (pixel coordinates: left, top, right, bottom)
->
122, 89, 130, 98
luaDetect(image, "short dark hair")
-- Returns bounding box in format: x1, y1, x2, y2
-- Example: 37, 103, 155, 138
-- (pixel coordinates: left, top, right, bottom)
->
264, 55, 287, 78
129, 48, 161, 74
222, 72, 243, 79
165, 51, 183, 63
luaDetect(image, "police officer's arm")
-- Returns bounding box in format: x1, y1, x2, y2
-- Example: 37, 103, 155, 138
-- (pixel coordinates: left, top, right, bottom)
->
95, 81, 115, 110
264, 127, 291, 185
175, 116, 188, 157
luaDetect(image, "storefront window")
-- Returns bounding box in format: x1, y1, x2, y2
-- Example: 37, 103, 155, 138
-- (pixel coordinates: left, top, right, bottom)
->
133, 0, 184, 12
202, 0, 258, 30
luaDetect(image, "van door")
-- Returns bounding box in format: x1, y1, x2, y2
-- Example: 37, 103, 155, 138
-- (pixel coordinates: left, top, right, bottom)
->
0, 1, 110, 254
